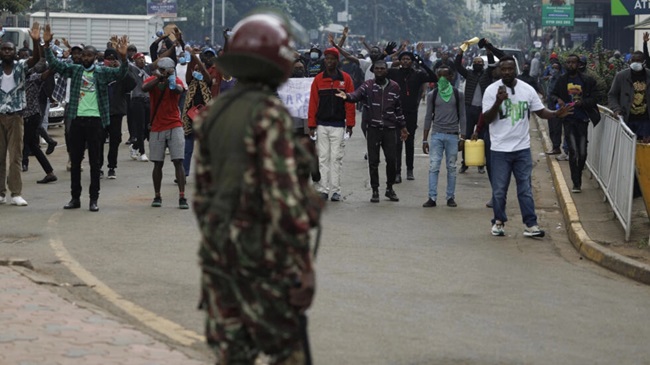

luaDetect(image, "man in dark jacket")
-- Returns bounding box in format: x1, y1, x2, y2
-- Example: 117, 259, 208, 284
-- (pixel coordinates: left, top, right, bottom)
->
388, 50, 437, 182
608, 51, 650, 140
100, 48, 136, 179
455, 39, 504, 173
337, 60, 409, 203
551, 54, 601, 193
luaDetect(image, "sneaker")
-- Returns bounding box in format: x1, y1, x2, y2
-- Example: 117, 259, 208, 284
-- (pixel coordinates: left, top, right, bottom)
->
151, 197, 162, 207
0, 195, 6, 204
406, 170, 415, 180
107, 169, 116, 179
129, 146, 139, 160
422, 198, 436, 207
37, 175, 58, 184
546, 148, 561, 155
370, 190, 379, 203
395, 174, 402, 184
523, 225, 545, 238
138, 153, 149, 162
385, 189, 399, 202
10, 196, 28, 206
320, 192, 328, 200
447, 198, 457, 207
478, 166, 485, 174
572, 186, 581, 193
179, 197, 189, 209
491, 221, 505, 236
459, 165, 468, 173
330, 193, 341, 202
556, 153, 569, 161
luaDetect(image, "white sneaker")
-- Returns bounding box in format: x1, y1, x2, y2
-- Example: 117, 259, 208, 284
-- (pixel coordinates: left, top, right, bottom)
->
0, 195, 6, 204
523, 225, 545, 238
10, 196, 28, 206
491, 222, 505, 236
138, 153, 149, 162
129, 146, 139, 160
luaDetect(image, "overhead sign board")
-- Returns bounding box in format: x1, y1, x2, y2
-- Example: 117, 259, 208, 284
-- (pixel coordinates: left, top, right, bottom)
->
542, 0, 575, 26
612, 0, 650, 15
147, 0, 177, 18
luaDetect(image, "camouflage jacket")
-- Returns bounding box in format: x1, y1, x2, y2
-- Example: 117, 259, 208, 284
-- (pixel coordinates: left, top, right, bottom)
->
194, 83, 322, 277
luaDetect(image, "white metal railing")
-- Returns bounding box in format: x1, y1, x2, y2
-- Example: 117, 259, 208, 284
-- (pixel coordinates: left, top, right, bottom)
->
586, 105, 636, 241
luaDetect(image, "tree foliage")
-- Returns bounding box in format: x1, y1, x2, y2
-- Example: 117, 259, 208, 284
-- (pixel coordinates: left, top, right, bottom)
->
478, 0, 541, 45
0, 0, 33, 13
23, 0, 485, 48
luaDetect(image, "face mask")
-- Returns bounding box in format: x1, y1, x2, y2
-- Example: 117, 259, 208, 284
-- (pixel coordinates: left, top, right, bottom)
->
178, 57, 187, 64
631, 62, 644, 72
310, 52, 319, 60
192, 71, 203, 81
473, 64, 484, 72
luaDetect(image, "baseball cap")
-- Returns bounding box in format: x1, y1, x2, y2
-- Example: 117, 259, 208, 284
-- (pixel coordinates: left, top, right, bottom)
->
203, 47, 217, 56
133, 52, 145, 60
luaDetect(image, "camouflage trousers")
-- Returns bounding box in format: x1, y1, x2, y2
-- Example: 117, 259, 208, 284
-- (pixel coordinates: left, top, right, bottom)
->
201, 269, 305, 365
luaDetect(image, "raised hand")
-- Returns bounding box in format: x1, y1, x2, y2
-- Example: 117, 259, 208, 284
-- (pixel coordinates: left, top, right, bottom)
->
342, 26, 349, 37
327, 33, 335, 46
30, 21, 41, 41
42, 24, 53, 44
385, 41, 397, 55
115, 35, 129, 60
173, 27, 182, 41
645, 32, 649, 43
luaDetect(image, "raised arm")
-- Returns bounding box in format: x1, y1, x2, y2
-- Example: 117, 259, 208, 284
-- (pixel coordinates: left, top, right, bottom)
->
26, 22, 42, 68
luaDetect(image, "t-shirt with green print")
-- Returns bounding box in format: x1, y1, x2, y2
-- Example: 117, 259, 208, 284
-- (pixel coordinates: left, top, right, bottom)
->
77, 70, 100, 117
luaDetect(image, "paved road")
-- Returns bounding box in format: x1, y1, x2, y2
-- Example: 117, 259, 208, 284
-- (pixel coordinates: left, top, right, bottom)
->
3, 107, 650, 364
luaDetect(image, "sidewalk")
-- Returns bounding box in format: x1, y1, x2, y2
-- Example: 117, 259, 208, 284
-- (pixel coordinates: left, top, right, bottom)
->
536, 117, 650, 285
0, 264, 210, 365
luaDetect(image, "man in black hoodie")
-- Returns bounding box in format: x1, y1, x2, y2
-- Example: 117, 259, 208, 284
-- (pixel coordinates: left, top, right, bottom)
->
100, 48, 136, 179
388, 50, 437, 182
455, 39, 504, 174
551, 54, 601, 193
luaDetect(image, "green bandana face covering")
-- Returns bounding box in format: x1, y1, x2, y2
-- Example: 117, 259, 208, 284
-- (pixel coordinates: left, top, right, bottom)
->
437, 77, 453, 102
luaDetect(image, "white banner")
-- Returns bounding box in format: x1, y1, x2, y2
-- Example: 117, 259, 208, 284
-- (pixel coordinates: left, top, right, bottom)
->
277, 77, 314, 120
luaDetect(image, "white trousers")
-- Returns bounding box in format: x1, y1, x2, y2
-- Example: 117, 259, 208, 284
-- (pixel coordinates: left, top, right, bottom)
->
316, 125, 345, 195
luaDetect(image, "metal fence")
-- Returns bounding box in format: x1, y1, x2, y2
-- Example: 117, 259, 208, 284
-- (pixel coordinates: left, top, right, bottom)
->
586, 105, 636, 241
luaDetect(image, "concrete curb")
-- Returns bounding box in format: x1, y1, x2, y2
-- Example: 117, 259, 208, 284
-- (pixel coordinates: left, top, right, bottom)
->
535, 116, 650, 285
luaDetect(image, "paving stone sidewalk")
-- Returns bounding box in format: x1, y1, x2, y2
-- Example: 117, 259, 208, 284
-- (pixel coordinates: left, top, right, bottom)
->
0, 266, 209, 365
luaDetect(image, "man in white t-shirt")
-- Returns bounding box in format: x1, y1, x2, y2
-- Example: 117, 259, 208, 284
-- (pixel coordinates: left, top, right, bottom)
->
482, 56, 572, 238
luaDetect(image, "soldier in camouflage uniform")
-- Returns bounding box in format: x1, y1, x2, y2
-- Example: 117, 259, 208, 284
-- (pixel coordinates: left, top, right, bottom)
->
193, 13, 322, 365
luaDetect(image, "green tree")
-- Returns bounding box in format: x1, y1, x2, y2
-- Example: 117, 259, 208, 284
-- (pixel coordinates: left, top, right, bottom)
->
0, 0, 33, 13
478, 0, 541, 46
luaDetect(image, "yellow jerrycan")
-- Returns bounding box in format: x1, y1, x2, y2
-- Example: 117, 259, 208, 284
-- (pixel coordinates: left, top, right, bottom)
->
464, 139, 485, 166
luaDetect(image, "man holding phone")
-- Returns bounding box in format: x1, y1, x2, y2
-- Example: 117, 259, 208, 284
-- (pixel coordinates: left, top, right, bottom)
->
483, 56, 573, 237
142, 57, 188, 209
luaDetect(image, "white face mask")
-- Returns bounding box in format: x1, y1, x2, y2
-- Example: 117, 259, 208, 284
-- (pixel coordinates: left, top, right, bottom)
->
630, 62, 644, 72
310, 52, 319, 60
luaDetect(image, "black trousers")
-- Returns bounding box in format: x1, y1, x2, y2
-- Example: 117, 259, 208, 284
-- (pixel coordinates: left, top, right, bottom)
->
395, 111, 417, 174
69, 117, 103, 200
367, 126, 397, 189
548, 116, 563, 150
23, 114, 53, 174
100, 114, 123, 170
462, 105, 484, 167
564, 119, 589, 188
129, 98, 150, 154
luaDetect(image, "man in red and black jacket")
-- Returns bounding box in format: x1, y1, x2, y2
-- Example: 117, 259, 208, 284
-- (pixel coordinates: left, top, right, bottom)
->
308, 47, 355, 202
337, 60, 409, 203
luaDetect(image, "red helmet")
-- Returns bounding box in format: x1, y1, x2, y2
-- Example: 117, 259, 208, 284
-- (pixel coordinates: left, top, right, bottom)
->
216, 13, 297, 86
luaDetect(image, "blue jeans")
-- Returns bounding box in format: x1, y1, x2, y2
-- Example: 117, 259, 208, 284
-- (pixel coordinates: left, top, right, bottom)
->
428, 132, 458, 201
490, 148, 538, 227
